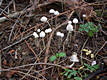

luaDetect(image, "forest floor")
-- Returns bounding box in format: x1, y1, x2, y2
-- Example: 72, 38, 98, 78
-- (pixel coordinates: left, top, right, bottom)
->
0, 0, 107, 80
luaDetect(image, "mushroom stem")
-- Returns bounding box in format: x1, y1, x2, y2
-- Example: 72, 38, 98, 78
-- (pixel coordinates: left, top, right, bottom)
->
74, 24, 76, 40
69, 62, 75, 68
47, 21, 51, 27
42, 38, 45, 48
66, 31, 70, 43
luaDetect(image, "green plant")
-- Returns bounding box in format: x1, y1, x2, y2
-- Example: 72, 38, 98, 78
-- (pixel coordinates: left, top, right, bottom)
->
79, 22, 99, 37
61, 63, 99, 80
63, 69, 77, 78
62, 69, 82, 80
50, 52, 66, 62
84, 63, 99, 72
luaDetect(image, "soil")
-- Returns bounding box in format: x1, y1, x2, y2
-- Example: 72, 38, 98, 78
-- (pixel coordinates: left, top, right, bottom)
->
0, 0, 107, 80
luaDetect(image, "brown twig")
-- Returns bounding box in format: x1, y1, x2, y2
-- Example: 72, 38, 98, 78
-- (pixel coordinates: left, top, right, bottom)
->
95, 41, 107, 56
24, 40, 40, 61
0, 62, 65, 72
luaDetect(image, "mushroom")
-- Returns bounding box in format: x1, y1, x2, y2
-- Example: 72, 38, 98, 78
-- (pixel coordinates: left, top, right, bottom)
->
66, 21, 73, 42
49, 9, 55, 14
37, 29, 41, 32
82, 14, 86, 23
33, 32, 39, 45
91, 61, 96, 66
69, 52, 79, 68
72, 18, 78, 39
56, 31, 64, 46
39, 31, 46, 48
54, 10, 60, 25
45, 28, 52, 33
33, 32, 39, 38
40, 16, 51, 27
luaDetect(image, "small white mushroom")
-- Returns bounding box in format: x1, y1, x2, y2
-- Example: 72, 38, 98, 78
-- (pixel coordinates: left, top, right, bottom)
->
73, 18, 78, 24
39, 31, 46, 48
33, 32, 39, 38
70, 52, 79, 62
45, 28, 52, 33
40, 16, 48, 22
60, 33, 64, 38
40, 16, 51, 27
66, 21, 73, 42
72, 18, 78, 39
37, 29, 41, 32
49, 9, 55, 14
69, 52, 79, 68
56, 32, 61, 37
68, 21, 72, 24
83, 14, 86, 18
54, 11, 60, 16
56, 32, 64, 37
39, 31, 45, 38
91, 61, 96, 66
66, 24, 73, 32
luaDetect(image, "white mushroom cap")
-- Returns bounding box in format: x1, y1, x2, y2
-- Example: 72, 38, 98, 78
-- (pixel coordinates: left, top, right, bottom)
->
68, 21, 72, 24
33, 32, 39, 38
60, 33, 64, 38
37, 29, 41, 32
54, 11, 60, 15
91, 61, 96, 66
70, 52, 79, 62
49, 9, 55, 14
45, 28, 52, 33
66, 24, 73, 31
40, 16, 48, 22
73, 18, 78, 24
83, 14, 86, 17
56, 32, 61, 36
56, 32, 64, 37
39, 31, 46, 38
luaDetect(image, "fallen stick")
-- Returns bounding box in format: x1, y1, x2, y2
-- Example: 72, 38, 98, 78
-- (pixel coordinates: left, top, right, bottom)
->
0, 2, 51, 23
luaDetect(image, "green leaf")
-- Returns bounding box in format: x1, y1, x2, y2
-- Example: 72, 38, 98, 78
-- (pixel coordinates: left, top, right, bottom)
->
67, 72, 73, 78
79, 28, 83, 31
58, 52, 66, 57
84, 63, 99, 72
64, 71, 70, 76
88, 31, 93, 37
74, 77, 82, 80
93, 64, 99, 69
72, 70, 77, 76
50, 56, 57, 62
84, 28, 89, 32
56, 52, 66, 57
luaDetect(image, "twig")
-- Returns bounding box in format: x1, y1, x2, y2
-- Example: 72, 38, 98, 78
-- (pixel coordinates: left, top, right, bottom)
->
80, 37, 89, 65
17, 70, 41, 80
8, 4, 31, 42
0, 0, 13, 15
24, 40, 40, 61
0, 62, 65, 72
95, 41, 107, 56
0, 51, 1, 75
1, 34, 32, 51
84, 68, 107, 80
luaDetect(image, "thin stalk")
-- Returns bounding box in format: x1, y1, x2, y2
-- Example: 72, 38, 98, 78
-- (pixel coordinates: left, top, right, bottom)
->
69, 62, 75, 68
66, 31, 70, 43
42, 39, 45, 48
81, 37, 89, 65
74, 24, 76, 40
47, 21, 51, 27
